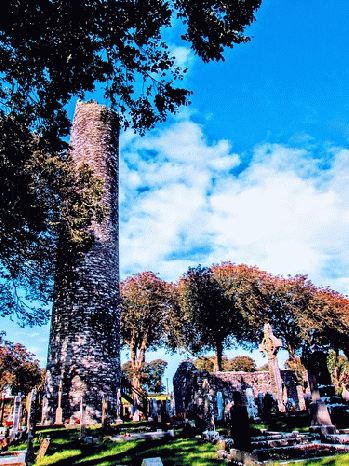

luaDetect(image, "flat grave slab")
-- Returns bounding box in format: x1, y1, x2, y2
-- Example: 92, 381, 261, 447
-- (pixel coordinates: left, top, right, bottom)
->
141, 458, 163, 466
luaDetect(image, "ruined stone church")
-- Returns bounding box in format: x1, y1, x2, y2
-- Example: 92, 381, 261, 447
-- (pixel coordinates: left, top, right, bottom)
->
42, 101, 121, 424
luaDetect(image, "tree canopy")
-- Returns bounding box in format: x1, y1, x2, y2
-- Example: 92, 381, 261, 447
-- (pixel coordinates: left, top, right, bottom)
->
0, 333, 43, 396
177, 265, 234, 371
0, 0, 262, 325
0, 122, 105, 326
1, 0, 262, 142
120, 271, 171, 390
193, 355, 256, 372
174, 262, 349, 371
121, 358, 168, 393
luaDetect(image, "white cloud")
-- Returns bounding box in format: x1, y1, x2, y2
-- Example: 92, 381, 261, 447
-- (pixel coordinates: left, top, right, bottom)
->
119, 118, 349, 296
170, 46, 194, 68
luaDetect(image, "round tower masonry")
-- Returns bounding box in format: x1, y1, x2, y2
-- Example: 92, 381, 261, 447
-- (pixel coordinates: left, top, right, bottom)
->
43, 101, 120, 425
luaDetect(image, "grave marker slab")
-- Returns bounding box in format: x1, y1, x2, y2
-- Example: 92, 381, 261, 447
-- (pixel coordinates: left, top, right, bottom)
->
10, 396, 22, 439
141, 457, 163, 466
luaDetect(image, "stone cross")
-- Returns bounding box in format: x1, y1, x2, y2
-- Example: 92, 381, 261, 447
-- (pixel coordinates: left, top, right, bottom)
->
259, 323, 285, 412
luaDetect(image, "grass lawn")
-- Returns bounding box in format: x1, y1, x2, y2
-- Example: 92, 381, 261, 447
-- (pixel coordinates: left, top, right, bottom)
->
23, 426, 223, 466
7, 423, 349, 465
280, 454, 349, 465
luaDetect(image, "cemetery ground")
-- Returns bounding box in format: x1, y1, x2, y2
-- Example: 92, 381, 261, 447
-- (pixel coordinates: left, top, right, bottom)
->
6, 419, 349, 466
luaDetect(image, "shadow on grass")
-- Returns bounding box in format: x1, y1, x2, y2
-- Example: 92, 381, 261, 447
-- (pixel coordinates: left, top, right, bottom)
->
39, 435, 222, 466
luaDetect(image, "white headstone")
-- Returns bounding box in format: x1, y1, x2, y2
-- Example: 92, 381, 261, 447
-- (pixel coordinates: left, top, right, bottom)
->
141, 458, 163, 466
10, 395, 22, 438
170, 392, 176, 417
217, 391, 224, 421
245, 388, 258, 420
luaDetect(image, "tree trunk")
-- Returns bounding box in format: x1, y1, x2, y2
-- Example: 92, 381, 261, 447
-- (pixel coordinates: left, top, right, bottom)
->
214, 340, 223, 372
287, 342, 296, 361
332, 346, 340, 394
130, 338, 147, 391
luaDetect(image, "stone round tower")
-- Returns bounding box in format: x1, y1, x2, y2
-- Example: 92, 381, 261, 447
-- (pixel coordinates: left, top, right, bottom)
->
42, 101, 120, 424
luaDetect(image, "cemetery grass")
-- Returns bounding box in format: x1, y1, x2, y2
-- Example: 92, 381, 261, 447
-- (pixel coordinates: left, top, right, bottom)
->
21, 426, 223, 466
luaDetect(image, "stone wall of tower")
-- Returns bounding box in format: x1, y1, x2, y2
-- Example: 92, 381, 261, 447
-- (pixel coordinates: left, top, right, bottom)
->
42, 101, 120, 425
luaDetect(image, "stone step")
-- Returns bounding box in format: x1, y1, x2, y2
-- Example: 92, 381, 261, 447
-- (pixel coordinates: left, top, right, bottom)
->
251, 437, 312, 449
252, 441, 349, 462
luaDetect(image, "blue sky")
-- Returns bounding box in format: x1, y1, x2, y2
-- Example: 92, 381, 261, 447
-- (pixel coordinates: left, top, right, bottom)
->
3, 0, 349, 386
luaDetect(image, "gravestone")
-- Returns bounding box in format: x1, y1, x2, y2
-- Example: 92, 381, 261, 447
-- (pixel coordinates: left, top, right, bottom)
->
36, 438, 51, 459
10, 396, 22, 439
26, 390, 37, 434
141, 458, 163, 466
217, 391, 224, 421
259, 323, 285, 412
257, 393, 264, 417
132, 393, 140, 422
227, 391, 251, 451
55, 380, 63, 425
296, 385, 306, 410
101, 397, 108, 428
116, 389, 122, 422
342, 384, 349, 401
302, 346, 335, 434
170, 392, 176, 417
304, 345, 335, 397
245, 388, 258, 420
149, 398, 158, 422
25, 390, 38, 466
165, 398, 171, 418
80, 398, 86, 439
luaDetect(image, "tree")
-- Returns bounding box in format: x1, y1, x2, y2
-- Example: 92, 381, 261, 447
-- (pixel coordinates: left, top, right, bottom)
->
0, 122, 106, 326
211, 262, 270, 345
0, 333, 42, 396
177, 263, 272, 371
301, 286, 349, 359
285, 356, 307, 387
122, 358, 168, 393
263, 274, 316, 360
120, 271, 170, 390
193, 355, 255, 372
177, 265, 234, 371
193, 355, 228, 372
225, 355, 256, 372
1, 0, 262, 141
327, 350, 349, 394
0, 1, 262, 324
143, 359, 168, 394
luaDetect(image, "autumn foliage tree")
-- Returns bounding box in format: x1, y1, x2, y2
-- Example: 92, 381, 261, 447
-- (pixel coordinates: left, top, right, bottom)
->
176, 263, 268, 371
177, 265, 233, 371
225, 355, 256, 372
120, 271, 170, 390
211, 262, 270, 344
262, 274, 316, 360
193, 355, 256, 372
0, 333, 42, 396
